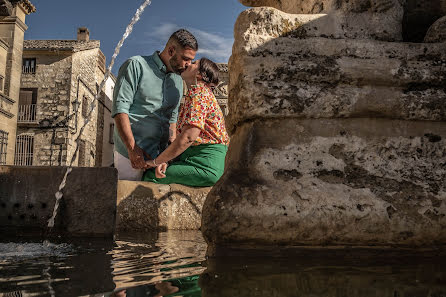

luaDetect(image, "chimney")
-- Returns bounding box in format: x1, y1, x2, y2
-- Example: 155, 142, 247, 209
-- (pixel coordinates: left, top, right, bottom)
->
77, 27, 90, 42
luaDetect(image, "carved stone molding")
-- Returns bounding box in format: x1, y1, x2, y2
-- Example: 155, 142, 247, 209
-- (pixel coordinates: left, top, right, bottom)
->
0, 92, 15, 118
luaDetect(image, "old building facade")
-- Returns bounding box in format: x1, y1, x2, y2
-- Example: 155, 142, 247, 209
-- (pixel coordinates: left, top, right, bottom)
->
0, 0, 35, 165
98, 73, 115, 167
215, 63, 229, 116
17, 27, 114, 167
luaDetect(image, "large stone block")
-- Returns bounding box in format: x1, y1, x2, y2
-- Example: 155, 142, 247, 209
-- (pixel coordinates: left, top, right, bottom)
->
116, 181, 211, 231
425, 15, 446, 43
239, 1, 404, 41
202, 119, 446, 253
203, 0, 446, 254
240, 0, 446, 42
0, 166, 118, 237
402, 0, 446, 42
240, 0, 402, 15
227, 7, 446, 132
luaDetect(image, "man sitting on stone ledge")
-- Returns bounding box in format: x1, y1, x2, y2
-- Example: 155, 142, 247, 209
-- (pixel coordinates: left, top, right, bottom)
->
112, 29, 197, 180
143, 58, 229, 187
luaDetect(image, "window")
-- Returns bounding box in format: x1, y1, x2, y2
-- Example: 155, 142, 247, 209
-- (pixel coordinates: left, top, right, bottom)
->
14, 134, 34, 166
82, 95, 89, 117
0, 130, 8, 165
22, 58, 36, 74
109, 123, 114, 144
18, 89, 38, 123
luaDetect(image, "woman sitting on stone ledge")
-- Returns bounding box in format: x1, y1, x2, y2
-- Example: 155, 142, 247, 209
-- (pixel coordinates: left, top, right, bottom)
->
142, 58, 229, 187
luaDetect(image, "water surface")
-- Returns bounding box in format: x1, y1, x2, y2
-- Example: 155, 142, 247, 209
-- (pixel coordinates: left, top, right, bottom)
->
1, 231, 445, 297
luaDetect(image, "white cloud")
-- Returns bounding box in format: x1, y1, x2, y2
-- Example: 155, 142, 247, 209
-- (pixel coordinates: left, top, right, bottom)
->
146, 23, 233, 63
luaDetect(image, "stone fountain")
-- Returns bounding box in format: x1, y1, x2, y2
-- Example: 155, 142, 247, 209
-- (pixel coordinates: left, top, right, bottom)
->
202, 0, 446, 255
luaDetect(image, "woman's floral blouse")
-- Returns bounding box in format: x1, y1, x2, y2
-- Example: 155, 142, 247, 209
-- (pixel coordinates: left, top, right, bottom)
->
177, 83, 230, 146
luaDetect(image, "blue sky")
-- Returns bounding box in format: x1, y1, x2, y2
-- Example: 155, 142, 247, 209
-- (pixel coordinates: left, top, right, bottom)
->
25, 0, 246, 74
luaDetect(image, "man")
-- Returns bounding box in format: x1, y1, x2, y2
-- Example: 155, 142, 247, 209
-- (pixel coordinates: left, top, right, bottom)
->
112, 29, 197, 180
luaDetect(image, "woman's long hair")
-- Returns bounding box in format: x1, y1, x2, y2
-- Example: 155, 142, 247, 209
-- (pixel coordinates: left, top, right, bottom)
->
199, 58, 219, 86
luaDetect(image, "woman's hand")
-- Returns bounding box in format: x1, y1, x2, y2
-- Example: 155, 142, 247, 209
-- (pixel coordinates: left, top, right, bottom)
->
146, 158, 158, 168
155, 163, 168, 178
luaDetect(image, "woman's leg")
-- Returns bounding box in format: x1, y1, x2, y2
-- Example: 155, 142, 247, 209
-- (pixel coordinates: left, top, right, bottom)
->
144, 161, 217, 186
142, 144, 227, 187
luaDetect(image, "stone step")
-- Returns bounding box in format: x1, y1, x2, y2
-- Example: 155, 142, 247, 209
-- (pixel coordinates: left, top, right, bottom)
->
116, 180, 211, 232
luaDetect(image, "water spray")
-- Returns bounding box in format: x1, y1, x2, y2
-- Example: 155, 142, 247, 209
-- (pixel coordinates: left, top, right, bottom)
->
48, 0, 152, 228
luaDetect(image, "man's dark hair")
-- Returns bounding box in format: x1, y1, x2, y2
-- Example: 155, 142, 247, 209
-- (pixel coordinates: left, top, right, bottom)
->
199, 58, 219, 86
169, 29, 198, 51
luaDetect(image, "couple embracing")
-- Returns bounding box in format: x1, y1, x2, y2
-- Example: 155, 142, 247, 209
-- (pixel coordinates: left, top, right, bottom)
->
112, 29, 229, 187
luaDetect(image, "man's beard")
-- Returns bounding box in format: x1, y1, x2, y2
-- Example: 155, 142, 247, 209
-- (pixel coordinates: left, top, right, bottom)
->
169, 55, 185, 74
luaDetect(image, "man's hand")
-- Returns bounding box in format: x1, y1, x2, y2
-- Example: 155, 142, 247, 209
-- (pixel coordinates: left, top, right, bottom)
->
155, 163, 168, 178
128, 144, 150, 169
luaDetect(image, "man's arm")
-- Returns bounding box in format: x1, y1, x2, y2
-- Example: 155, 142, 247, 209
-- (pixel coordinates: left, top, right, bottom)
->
114, 113, 150, 169
112, 58, 151, 169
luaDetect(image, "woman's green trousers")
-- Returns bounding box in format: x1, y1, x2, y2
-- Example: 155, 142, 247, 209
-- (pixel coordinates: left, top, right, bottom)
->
142, 144, 227, 187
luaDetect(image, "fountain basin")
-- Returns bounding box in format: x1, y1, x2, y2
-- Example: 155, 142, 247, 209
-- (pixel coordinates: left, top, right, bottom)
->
0, 166, 117, 237
0, 166, 212, 236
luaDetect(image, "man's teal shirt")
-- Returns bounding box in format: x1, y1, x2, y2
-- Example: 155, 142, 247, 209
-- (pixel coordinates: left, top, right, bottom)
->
112, 52, 183, 159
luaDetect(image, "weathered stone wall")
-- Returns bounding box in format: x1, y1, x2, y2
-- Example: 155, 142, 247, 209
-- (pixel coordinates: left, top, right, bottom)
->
239, 0, 405, 41
226, 8, 446, 132
67, 48, 103, 167
0, 166, 117, 237
239, 0, 446, 41
21, 53, 72, 122
95, 91, 105, 166
117, 181, 211, 231
101, 98, 113, 167
202, 3, 446, 253
19, 45, 105, 167
20, 52, 72, 165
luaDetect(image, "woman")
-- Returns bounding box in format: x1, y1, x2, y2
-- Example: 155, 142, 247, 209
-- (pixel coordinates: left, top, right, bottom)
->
142, 58, 229, 187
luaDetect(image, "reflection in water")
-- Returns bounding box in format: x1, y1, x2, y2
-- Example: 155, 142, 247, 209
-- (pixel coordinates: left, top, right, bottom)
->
108, 274, 200, 297
0, 238, 115, 296
1, 232, 446, 297
110, 231, 206, 290
200, 249, 446, 297
0, 231, 206, 297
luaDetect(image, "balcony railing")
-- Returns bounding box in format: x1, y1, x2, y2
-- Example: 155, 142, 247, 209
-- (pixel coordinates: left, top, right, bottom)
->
22, 65, 36, 74
17, 104, 37, 123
